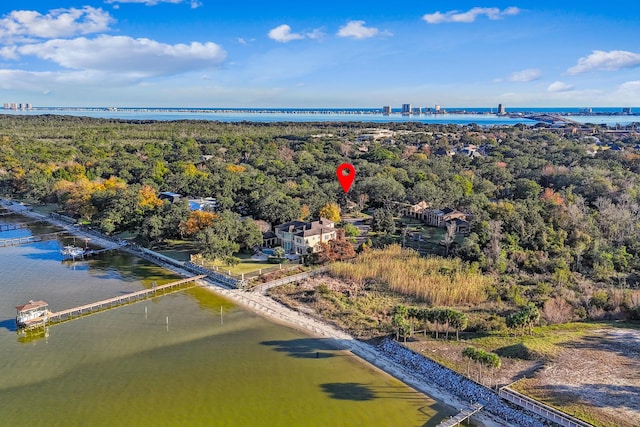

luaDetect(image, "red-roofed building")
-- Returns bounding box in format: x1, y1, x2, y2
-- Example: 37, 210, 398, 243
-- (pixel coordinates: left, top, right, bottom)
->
16, 300, 49, 328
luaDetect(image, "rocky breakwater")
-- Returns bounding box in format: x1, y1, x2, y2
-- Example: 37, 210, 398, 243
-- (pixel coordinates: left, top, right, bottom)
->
376, 339, 550, 427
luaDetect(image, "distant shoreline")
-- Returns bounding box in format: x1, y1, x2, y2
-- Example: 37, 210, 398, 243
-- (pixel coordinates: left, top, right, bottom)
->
5, 106, 639, 116
2, 107, 639, 126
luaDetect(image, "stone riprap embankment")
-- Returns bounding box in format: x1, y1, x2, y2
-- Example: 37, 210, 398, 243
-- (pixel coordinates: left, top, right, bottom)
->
376, 339, 549, 427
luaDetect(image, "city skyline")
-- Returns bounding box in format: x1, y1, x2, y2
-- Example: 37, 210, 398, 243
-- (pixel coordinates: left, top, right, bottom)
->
0, 1, 639, 108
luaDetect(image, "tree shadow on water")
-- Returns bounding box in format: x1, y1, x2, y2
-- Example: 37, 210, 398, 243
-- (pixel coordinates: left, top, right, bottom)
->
260, 338, 340, 359
320, 382, 376, 401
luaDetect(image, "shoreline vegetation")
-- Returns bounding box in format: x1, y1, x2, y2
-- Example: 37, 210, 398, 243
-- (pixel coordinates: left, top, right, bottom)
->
2, 115, 640, 426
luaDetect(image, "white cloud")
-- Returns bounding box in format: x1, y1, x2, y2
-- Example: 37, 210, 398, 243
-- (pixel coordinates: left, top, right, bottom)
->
306, 27, 327, 40
423, 7, 520, 24
567, 50, 640, 74
0, 46, 18, 60
268, 24, 305, 43
267, 24, 325, 43
0, 7, 113, 41
16, 35, 226, 78
547, 81, 573, 92
616, 80, 640, 97
337, 20, 381, 39
0, 69, 119, 91
508, 68, 542, 82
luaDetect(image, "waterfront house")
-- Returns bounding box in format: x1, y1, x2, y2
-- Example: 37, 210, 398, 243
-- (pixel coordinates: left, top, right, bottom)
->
421, 207, 469, 228
398, 201, 430, 217
400, 202, 471, 235
261, 231, 278, 248
15, 300, 49, 328
271, 218, 337, 255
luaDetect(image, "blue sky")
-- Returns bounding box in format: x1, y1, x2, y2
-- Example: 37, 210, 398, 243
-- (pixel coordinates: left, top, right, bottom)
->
1, 1, 639, 108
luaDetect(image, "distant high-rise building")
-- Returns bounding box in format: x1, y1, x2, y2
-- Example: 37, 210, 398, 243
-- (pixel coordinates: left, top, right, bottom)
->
26, 103, 32, 110
3, 103, 8, 110
622, 107, 632, 114
382, 105, 392, 115
10, 103, 17, 110
434, 105, 441, 113
497, 103, 506, 115
412, 107, 422, 115
401, 103, 412, 115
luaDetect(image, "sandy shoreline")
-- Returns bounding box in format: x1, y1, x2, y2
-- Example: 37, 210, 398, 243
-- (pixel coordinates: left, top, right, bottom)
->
1, 199, 527, 427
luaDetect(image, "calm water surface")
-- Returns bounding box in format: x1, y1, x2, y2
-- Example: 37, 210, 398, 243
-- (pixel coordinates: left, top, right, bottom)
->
0, 215, 451, 426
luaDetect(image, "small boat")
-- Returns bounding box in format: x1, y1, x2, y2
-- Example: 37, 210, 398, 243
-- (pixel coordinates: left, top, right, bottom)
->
61, 245, 85, 260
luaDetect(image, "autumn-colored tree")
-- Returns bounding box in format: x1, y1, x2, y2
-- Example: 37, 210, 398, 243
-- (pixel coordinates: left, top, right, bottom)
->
183, 163, 207, 178
137, 185, 164, 210
311, 232, 355, 264
319, 202, 341, 222
179, 210, 217, 237
54, 176, 129, 220
299, 204, 311, 221
226, 164, 246, 173
540, 188, 564, 206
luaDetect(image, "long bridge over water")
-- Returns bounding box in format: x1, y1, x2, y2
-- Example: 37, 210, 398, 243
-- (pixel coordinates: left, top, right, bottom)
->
520, 113, 582, 125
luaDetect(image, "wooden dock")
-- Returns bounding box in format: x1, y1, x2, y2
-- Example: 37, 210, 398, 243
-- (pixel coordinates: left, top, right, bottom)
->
0, 221, 43, 232
61, 245, 121, 260
0, 231, 67, 248
436, 403, 484, 427
46, 275, 207, 325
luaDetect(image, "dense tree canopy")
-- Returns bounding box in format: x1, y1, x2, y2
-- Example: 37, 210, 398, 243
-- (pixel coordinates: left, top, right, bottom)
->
2, 115, 640, 312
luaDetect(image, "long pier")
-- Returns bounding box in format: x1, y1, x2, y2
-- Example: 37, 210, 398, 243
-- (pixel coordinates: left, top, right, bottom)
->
0, 231, 67, 248
46, 275, 207, 325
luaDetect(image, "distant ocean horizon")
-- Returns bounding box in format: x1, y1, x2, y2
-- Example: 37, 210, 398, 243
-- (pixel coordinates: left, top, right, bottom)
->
2, 106, 638, 126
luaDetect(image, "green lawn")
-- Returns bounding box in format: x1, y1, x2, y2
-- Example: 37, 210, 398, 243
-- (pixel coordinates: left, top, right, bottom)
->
156, 239, 200, 262
187, 251, 289, 277
30, 203, 61, 214
205, 258, 279, 276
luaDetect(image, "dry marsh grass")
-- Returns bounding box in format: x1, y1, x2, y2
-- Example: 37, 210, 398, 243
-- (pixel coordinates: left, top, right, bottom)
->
329, 245, 490, 306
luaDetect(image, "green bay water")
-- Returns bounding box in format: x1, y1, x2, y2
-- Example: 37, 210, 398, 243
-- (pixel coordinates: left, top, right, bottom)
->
0, 219, 452, 426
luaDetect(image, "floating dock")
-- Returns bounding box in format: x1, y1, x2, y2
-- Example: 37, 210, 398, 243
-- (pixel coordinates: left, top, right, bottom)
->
61, 245, 120, 260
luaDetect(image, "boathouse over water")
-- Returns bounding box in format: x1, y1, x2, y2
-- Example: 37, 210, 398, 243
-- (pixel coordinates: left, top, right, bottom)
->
16, 300, 49, 328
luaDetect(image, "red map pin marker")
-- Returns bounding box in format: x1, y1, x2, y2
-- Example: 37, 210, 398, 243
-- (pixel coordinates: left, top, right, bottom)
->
336, 163, 356, 193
